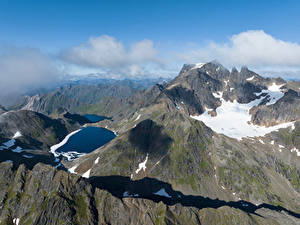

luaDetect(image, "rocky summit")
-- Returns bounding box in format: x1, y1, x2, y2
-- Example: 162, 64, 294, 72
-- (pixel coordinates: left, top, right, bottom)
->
0, 62, 300, 225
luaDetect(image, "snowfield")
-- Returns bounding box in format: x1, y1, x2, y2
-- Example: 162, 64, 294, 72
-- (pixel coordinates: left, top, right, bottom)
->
50, 129, 82, 157
191, 83, 294, 140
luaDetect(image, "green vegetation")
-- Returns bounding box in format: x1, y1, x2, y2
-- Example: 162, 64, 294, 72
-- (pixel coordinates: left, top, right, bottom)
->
277, 161, 300, 191
218, 161, 271, 201
277, 126, 300, 149
74, 195, 88, 220
154, 204, 166, 225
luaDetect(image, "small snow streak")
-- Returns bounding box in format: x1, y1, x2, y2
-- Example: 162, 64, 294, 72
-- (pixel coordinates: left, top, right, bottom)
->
135, 114, 141, 121
246, 76, 255, 81
135, 154, 149, 174
192, 63, 205, 70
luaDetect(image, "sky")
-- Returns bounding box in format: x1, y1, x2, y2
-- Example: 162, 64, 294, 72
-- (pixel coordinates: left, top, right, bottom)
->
0, 0, 300, 96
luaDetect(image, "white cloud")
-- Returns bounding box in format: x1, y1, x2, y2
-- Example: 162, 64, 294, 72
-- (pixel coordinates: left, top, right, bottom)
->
0, 47, 59, 105
61, 35, 161, 70
178, 30, 300, 70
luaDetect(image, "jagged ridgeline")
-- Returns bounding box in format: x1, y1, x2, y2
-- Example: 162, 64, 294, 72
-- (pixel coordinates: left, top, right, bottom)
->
1, 62, 300, 225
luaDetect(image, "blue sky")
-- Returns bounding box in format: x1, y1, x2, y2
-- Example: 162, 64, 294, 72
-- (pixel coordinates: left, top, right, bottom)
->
1, 0, 300, 51
0, 0, 300, 92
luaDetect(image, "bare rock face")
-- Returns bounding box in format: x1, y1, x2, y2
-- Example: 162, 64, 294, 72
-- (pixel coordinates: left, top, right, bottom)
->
251, 90, 300, 126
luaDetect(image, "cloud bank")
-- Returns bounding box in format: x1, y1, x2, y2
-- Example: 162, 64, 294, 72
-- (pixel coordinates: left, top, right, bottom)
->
179, 30, 300, 70
0, 47, 59, 104
61, 35, 162, 76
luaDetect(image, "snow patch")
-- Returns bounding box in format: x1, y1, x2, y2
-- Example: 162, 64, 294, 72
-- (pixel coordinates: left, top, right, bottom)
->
68, 165, 78, 174
60, 151, 86, 161
13, 218, 20, 225
212, 92, 223, 98
262, 83, 285, 106
135, 154, 149, 174
135, 114, 141, 121
192, 63, 205, 69
291, 147, 300, 156
82, 169, 91, 178
270, 140, 275, 145
94, 157, 100, 164
13, 131, 22, 139
246, 76, 255, 81
290, 124, 295, 130
154, 188, 171, 198
259, 139, 264, 144
230, 87, 234, 92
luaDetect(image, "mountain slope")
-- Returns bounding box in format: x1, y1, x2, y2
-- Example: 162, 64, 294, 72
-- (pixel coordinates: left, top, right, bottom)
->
1, 62, 300, 224
64, 62, 300, 224
17, 79, 162, 116
0, 110, 84, 150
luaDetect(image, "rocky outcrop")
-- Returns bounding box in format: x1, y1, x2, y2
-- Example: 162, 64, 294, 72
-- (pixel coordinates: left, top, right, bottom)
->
251, 90, 300, 126
0, 161, 299, 225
